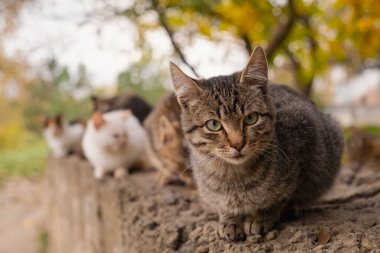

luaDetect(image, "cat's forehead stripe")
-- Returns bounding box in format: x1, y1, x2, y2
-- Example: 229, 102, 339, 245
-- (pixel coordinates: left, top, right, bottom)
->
202, 74, 246, 118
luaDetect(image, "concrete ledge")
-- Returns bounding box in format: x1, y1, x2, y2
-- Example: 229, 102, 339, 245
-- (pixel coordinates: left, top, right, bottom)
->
46, 156, 380, 253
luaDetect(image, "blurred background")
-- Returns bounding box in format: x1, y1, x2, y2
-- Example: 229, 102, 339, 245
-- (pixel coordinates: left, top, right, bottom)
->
1, 0, 380, 252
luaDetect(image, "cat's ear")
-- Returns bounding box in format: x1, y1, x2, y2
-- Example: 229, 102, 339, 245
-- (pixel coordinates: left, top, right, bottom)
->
170, 62, 202, 107
239, 46, 268, 89
159, 116, 177, 144
92, 112, 107, 130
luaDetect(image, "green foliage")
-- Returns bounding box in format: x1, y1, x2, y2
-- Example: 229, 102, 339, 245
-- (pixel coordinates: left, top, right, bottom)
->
0, 136, 48, 184
360, 126, 380, 136
116, 49, 169, 105
121, 0, 380, 96
342, 125, 380, 143
23, 59, 93, 133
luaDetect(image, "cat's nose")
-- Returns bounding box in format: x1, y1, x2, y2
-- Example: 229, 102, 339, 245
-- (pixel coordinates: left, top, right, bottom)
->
230, 142, 244, 152
227, 128, 245, 151
119, 139, 127, 147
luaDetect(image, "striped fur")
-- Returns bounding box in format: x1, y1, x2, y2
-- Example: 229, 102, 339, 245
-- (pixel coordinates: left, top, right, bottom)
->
170, 46, 343, 242
143, 93, 193, 186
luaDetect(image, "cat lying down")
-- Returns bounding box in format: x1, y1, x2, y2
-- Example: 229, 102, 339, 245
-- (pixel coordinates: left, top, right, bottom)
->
144, 92, 194, 187
170, 46, 344, 241
82, 110, 147, 179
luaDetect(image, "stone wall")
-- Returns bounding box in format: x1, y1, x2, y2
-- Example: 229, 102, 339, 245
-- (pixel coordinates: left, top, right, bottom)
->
45, 156, 380, 253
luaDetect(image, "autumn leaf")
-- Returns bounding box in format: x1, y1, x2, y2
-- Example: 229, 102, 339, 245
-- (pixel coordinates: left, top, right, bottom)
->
318, 228, 331, 245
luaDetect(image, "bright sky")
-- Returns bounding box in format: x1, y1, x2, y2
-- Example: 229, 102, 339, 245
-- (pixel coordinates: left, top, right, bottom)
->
4, 0, 380, 107
4, 0, 248, 88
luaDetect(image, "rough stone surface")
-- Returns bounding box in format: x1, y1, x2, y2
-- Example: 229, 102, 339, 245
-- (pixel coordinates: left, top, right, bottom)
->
46, 156, 380, 253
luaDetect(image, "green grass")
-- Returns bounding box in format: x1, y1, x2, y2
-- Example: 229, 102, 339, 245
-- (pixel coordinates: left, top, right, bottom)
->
343, 125, 380, 140
38, 231, 49, 253
342, 125, 380, 165
360, 125, 380, 136
0, 139, 48, 184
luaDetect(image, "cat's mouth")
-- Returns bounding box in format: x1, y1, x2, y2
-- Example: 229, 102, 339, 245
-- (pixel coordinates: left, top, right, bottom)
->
220, 152, 249, 165
232, 153, 244, 159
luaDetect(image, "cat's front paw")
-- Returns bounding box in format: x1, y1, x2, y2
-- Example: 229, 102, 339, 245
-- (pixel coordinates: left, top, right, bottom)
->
243, 217, 276, 235
156, 171, 178, 186
217, 221, 246, 242
94, 167, 105, 179
114, 167, 127, 178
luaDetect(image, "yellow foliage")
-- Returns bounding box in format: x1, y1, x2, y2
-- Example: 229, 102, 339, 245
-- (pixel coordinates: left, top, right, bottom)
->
215, 1, 258, 35
195, 16, 212, 37
0, 121, 26, 148
357, 17, 374, 31
0, 100, 27, 148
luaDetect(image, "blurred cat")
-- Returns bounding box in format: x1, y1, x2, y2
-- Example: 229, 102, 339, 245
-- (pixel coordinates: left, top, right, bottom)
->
346, 126, 380, 185
347, 127, 380, 166
91, 93, 152, 123
43, 115, 85, 158
144, 92, 193, 186
82, 110, 147, 179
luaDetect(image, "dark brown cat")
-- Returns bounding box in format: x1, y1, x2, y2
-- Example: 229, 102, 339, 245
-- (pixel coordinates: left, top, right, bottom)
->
144, 92, 193, 186
91, 93, 152, 123
170, 46, 344, 241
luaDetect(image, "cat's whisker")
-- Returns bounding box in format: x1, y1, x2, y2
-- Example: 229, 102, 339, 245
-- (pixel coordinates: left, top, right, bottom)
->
179, 151, 220, 179
265, 143, 290, 163
257, 149, 277, 166
260, 148, 287, 166
180, 152, 215, 176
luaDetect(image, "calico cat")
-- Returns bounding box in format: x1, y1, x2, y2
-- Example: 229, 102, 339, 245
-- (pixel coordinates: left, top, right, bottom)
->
82, 110, 147, 179
144, 92, 193, 186
43, 115, 85, 158
91, 93, 152, 123
170, 46, 343, 241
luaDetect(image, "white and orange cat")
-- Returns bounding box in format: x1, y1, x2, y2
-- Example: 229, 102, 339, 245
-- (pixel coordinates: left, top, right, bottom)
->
82, 110, 147, 179
43, 115, 85, 158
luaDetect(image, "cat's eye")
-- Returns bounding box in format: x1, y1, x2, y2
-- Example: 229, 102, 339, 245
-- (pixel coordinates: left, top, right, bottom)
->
206, 120, 222, 131
244, 112, 259, 125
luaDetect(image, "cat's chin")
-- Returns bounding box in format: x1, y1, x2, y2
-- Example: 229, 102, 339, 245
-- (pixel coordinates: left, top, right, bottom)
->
220, 155, 250, 165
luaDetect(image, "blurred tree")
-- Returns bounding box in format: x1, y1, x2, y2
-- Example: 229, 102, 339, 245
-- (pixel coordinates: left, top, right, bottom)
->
0, 0, 33, 33
23, 59, 93, 133
110, 0, 380, 97
117, 46, 169, 105
0, 0, 34, 98
0, 0, 36, 148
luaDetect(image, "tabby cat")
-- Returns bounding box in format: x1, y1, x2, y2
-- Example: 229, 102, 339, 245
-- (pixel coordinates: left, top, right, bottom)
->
91, 93, 152, 123
170, 46, 343, 241
144, 92, 193, 186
